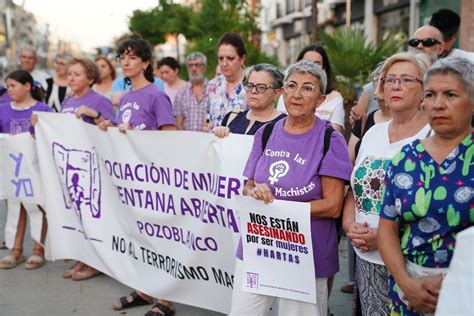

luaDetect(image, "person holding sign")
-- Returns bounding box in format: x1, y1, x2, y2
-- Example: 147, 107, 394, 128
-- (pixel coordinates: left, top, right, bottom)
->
230, 60, 352, 315
99, 35, 176, 316
0, 70, 51, 270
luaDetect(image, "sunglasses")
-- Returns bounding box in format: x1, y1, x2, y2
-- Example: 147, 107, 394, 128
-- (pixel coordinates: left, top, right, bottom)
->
407, 38, 441, 48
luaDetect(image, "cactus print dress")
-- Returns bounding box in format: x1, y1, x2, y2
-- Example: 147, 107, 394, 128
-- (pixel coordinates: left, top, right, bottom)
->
380, 132, 474, 315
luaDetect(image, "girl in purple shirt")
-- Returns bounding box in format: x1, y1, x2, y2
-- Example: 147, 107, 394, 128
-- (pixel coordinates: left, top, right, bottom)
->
99, 36, 176, 316
0, 70, 51, 271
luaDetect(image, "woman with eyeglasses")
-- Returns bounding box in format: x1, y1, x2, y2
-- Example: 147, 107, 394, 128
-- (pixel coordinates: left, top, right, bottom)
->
276, 44, 345, 132
230, 60, 352, 315
342, 52, 432, 315
45, 53, 71, 112
212, 63, 286, 138
378, 57, 473, 316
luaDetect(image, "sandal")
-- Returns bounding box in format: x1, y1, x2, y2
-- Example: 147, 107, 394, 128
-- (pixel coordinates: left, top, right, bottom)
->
71, 266, 102, 281
25, 255, 45, 270
145, 302, 176, 316
112, 291, 153, 311
0, 248, 24, 269
63, 261, 85, 278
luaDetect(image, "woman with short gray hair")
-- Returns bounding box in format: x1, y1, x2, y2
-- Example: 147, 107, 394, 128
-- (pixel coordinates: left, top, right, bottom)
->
378, 57, 473, 315
212, 63, 286, 137
230, 59, 352, 315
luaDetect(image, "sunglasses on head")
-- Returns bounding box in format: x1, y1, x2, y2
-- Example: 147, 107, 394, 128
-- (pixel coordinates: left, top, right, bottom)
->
408, 38, 441, 48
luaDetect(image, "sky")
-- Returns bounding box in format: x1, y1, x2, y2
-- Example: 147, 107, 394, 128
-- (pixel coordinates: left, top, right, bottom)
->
15, 0, 159, 52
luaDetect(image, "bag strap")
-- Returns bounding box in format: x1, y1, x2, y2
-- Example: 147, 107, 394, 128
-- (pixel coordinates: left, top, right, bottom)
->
323, 127, 334, 156
261, 122, 275, 150
262, 122, 333, 157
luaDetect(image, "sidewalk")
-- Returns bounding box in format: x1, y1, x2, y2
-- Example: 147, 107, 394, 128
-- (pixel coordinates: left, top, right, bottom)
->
0, 208, 352, 315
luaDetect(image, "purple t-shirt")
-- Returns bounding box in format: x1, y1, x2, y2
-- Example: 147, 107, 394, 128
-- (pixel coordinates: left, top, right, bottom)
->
117, 83, 175, 130
240, 118, 352, 278
61, 90, 115, 125
0, 101, 52, 134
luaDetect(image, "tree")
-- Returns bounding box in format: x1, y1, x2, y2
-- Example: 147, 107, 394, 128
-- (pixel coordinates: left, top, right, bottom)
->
320, 28, 401, 102
128, 0, 277, 77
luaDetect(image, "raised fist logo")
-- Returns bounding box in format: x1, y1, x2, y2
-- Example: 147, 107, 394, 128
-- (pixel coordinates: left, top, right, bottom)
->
268, 160, 289, 185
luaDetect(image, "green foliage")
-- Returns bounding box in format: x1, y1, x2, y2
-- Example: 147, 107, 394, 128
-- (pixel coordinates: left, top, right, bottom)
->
319, 28, 400, 102
128, 0, 277, 78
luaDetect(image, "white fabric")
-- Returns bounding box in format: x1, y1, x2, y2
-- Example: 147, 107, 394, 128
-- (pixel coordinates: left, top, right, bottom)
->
351, 121, 431, 265
276, 95, 345, 129
447, 48, 474, 63
4, 201, 43, 248
315, 96, 345, 129
436, 227, 474, 316
229, 259, 327, 316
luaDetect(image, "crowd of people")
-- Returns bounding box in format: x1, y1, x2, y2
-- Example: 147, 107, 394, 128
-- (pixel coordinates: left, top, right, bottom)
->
0, 7, 472, 316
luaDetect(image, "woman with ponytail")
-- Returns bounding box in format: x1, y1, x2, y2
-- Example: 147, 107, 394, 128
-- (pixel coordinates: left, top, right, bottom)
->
99, 36, 176, 316
0, 69, 51, 270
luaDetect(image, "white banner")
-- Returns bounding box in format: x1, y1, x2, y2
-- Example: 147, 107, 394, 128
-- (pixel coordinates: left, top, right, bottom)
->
0, 133, 45, 248
35, 113, 252, 313
236, 196, 316, 304
0, 133, 44, 205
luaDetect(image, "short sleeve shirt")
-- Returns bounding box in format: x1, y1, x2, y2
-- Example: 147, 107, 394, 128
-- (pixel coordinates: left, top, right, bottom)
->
118, 83, 176, 130
173, 81, 208, 131
380, 133, 474, 267
61, 90, 115, 125
205, 75, 247, 129
242, 118, 352, 277
0, 101, 52, 134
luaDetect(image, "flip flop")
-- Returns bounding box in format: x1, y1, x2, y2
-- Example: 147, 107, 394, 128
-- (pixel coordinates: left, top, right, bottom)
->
71, 267, 102, 281
0, 254, 26, 269
112, 291, 153, 310
145, 302, 176, 316
25, 255, 45, 270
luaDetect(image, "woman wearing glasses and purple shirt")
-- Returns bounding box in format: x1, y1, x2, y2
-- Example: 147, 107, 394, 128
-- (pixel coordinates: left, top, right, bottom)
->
99, 36, 176, 316
212, 63, 286, 138
230, 60, 351, 315
342, 52, 432, 315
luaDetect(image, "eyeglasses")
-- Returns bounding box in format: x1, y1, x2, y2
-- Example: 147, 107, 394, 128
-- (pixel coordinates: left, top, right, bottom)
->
407, 38, 441, 48
382, 75, 422, 87
187, 63, 204, 68
243, 82, 274, 93
283, 82, 318, 97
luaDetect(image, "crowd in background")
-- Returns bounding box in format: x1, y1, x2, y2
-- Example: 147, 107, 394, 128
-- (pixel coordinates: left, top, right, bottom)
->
0, 7, 473, 316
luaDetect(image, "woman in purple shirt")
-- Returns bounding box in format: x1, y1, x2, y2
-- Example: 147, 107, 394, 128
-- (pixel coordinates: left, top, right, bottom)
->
60, 58, 115, 125
99, 36, 176, 316
60, 58, 114, 281
230, 60, 352, 315
0, 70, 51, 270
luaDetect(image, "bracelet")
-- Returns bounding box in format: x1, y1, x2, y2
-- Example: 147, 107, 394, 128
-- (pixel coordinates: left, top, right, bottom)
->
94, 111, 101, 119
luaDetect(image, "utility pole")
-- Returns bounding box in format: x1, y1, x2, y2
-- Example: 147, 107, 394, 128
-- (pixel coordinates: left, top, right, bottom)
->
311, 0, 319, 43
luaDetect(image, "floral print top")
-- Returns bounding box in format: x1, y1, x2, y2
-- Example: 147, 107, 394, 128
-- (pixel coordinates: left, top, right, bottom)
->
204, 74, 247, 129
381, 132, 474, 268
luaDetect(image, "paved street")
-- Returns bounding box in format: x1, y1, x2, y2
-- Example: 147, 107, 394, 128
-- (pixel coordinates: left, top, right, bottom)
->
0, 207, 352, 316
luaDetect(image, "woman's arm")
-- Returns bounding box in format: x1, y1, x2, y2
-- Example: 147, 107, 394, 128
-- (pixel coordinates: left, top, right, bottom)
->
342, 189, 369, 249
176, 114, 184, 130
160, 124, 178, 131
378, 218, 438, 313
309, 176, 345, 219
347, 133, 360, 165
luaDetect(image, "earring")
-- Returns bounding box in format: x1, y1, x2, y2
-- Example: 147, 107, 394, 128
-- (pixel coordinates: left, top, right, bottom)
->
418, 102, 425, 111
